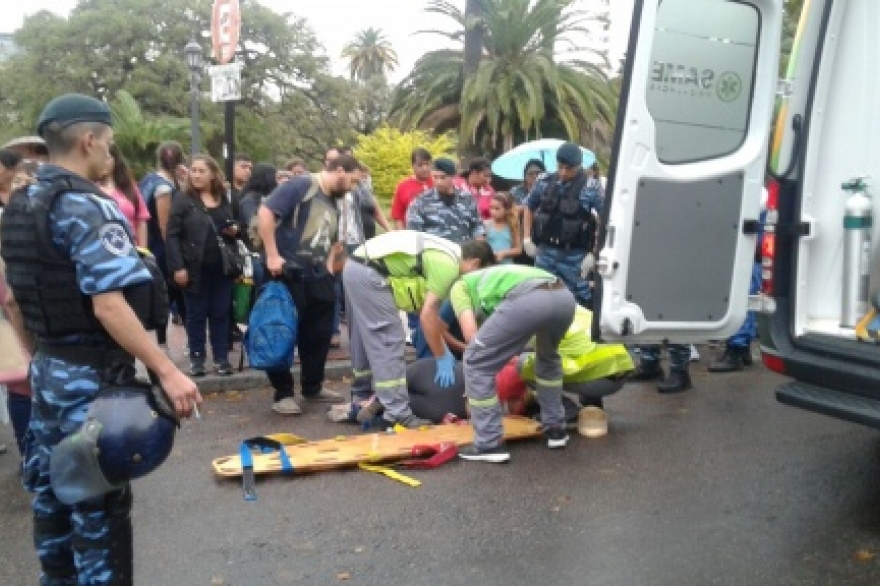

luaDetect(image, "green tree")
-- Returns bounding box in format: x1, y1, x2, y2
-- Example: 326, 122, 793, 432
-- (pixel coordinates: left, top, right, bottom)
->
390, 0, 617, 159
341, 28, 400, 82
110, 90, 191, 176
0, 0, 357, 168
355, 127, 456, 207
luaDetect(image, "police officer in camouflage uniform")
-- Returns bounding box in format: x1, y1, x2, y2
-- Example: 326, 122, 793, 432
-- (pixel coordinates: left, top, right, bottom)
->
522, 142, 600, 309
0, 94, 201, 586
406, 157, 485, 244
406, 157, 485, 359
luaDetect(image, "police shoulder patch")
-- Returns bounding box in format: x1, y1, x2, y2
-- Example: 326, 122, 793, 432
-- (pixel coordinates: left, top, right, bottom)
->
99, 222, 133, 257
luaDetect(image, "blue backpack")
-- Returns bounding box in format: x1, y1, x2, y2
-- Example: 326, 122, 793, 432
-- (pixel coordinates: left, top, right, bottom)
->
244, 281, 297, 370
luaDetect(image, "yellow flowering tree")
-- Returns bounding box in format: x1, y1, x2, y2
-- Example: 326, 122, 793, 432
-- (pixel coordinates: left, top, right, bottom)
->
355, 126, 457, 208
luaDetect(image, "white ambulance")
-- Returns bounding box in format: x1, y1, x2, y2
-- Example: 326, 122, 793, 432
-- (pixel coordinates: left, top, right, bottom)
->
598, 0, 880, 426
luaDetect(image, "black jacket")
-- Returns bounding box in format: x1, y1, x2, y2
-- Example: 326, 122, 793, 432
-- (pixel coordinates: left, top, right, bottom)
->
166, 194, 235, 293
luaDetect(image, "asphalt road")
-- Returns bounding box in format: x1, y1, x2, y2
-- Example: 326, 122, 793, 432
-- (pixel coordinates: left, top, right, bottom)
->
3, 361, 880, 586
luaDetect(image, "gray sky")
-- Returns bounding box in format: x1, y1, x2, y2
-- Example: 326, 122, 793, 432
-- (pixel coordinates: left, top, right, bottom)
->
3, 1, 635, 81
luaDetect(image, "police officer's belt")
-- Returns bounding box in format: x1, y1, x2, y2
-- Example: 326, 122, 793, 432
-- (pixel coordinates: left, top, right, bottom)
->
35, 340, 131, 367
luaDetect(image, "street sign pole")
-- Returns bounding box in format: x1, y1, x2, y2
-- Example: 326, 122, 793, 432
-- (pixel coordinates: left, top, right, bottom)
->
212, 0, 242, 185
225, 100, 235, 182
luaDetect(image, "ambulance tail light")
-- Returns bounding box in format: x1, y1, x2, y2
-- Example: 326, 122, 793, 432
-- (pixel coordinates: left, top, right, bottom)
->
761, 178, 780, 297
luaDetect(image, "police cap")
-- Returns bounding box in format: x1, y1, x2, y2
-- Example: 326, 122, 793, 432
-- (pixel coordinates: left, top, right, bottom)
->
36, 94, 112, 138
556, 142, 583, 168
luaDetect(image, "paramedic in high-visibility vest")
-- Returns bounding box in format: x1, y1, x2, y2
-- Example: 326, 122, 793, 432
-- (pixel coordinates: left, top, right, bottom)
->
450, 265, 577, 462
343, 230, 495, 429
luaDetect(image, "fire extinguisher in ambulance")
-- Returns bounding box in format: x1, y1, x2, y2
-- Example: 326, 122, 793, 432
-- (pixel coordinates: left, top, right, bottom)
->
841, 177, 873, 328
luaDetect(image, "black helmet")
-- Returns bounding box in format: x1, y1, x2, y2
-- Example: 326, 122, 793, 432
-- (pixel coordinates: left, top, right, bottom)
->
50, 384, 178, 505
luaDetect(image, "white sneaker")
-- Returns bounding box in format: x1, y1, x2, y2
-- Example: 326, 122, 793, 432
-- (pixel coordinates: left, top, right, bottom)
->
689, 344, 701, 363
272, 397, 302, 415
577, 406, 609, 438
327, 402, 356, 423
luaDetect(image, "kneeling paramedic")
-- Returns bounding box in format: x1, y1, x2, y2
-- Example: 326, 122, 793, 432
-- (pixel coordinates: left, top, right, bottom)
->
450, 265, 577, 462
344, 230, 494, 428
0, 94, 201, 586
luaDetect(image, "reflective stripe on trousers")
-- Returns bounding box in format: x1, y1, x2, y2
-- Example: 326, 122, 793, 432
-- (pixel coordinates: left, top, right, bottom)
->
464, 284, 576, 449
343, 260, 414, 421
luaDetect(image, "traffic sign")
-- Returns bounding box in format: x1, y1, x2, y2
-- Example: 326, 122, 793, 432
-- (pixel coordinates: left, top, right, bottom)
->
209, 63, 243, 102
212, 0, 241, 65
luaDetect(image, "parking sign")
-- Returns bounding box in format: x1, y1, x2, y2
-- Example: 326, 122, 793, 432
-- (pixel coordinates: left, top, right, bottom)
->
209, 63, 243, 102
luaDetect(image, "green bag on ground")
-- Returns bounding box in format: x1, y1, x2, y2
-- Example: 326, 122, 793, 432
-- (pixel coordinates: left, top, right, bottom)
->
233, 281, 254, 324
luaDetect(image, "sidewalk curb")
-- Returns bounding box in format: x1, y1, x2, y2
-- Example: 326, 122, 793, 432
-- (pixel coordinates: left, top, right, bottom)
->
194, 360, 352, 394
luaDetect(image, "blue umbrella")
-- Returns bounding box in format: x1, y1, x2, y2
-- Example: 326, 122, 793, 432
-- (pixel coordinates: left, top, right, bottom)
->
491, 138, 596, 180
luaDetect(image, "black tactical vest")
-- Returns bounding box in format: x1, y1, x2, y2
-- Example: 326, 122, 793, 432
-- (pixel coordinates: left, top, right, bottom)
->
0, 176, 168, 340
532, 172, 597, 251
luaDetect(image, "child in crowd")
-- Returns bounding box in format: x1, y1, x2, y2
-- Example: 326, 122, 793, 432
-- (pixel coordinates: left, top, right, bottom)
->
484, 192, 521, 264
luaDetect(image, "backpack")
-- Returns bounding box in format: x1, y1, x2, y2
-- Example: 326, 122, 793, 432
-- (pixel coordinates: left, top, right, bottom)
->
247, 174, 321, 251
243, 281, 298, 370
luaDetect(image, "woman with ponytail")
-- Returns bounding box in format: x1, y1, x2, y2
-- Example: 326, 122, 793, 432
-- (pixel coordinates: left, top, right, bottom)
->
138, 141, 188, 349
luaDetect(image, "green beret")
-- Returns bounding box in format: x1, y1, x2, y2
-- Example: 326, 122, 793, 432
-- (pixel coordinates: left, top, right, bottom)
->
432, 157, 457, 177
36, 94, 112, 138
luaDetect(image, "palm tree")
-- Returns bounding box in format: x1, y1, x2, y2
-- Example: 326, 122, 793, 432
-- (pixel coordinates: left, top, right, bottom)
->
390, 0, 617, 156
109, 90, 191, 176
341, 28, 400, 82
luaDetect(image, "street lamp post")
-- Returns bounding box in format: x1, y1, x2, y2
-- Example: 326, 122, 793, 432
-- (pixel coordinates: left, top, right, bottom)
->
185, 39, 203, 155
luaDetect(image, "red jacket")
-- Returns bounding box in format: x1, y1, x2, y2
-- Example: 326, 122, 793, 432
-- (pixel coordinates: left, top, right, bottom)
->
391, 176, 433, 225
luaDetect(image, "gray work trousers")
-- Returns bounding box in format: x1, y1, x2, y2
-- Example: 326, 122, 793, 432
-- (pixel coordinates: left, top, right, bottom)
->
464, 283, 576, 449
343, 260, 414, 422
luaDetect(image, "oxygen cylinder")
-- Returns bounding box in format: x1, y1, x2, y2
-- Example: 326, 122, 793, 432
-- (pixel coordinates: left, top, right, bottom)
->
841, 178, 873, 328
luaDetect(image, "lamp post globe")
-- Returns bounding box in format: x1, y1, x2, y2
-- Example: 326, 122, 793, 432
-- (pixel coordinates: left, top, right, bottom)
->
185, 40, 202, 71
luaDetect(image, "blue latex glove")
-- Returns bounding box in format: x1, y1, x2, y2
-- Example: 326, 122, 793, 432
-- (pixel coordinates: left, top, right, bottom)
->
434, 347, 457, 388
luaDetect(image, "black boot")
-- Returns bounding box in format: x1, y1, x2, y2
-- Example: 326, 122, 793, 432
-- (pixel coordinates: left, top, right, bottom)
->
629, 362, 664, 382
708, 347, 744, 373
657, 369, 692, 394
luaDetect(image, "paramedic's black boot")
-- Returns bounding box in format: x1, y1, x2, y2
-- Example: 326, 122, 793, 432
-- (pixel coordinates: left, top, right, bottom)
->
657, 369, 692, 394
708, 346, 747, 373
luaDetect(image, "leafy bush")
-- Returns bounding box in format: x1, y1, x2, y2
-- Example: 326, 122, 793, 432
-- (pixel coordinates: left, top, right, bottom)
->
355, 126, 457, 208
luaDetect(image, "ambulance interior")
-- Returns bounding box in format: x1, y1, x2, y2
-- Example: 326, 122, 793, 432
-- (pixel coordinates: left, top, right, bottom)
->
780, 0, 880, 348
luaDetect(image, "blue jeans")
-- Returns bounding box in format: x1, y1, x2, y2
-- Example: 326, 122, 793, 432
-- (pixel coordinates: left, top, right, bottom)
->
535, 246, 592, 308
184, 263, 233, 363
728, 262, 762, 348
415, 300, 463, 360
